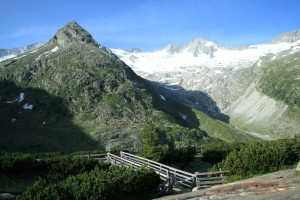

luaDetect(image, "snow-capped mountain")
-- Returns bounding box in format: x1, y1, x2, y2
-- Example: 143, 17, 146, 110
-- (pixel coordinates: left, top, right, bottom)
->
112, 30, 300, 139
111, 33, 300, 109
0, 42, 45, 62
112, 33, 300, 74
112, 30, 300, 109
1, 27, 299, 140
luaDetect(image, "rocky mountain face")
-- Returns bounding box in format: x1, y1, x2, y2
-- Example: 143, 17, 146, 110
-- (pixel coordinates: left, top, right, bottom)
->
112, 30, 300, 138
271, 29, 300, 43
162, 38, 217, 57
0, 21, 207, 152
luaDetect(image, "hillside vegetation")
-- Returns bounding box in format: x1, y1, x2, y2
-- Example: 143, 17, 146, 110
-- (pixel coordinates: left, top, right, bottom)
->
0, 151, 161, 200
0, 22, 207, 152
259, 51, 300, 107
205, 136, 300, 180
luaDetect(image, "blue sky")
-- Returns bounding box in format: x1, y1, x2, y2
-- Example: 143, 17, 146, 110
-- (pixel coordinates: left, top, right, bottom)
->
0, 0, 300, 51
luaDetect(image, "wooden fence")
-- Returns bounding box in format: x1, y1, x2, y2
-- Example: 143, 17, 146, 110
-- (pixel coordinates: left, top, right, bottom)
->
81, 151, 227, 190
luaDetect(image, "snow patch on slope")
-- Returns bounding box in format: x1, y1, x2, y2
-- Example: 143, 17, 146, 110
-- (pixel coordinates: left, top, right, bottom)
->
160, 95, 166, 101
179, 113, 187, 120
36, 46, 59, 60
18, 93, 25, 103
23, 103, 33, 110
50, 46, 59, 53
0, 55, 16, 62
7, 98, 18, 104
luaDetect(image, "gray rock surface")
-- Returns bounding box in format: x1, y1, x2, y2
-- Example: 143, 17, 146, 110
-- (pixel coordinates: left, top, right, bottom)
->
271, 29, 300, 43
155, 169, 300, 200
49, 21, 99, 48
296, 161, 300, 172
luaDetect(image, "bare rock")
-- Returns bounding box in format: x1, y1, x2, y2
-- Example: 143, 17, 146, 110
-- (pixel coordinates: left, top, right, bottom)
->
296, 161, 300, 172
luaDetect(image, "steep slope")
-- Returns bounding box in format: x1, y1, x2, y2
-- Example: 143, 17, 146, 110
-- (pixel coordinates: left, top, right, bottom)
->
225, 49, 300, 138
147, 81, 257, 142
0, 21, 201, 152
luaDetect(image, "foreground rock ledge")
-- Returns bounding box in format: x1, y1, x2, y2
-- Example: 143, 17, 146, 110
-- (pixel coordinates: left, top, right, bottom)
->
155, 169, 300, 200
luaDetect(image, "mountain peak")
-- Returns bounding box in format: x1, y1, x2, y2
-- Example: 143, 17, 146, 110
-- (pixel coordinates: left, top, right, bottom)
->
271, 29, 300, 43
188, 38, 217, 47
126, 48, 142, 53
163, 44, 183, 54
49, 21, 99, 48
185, 38, 217, 56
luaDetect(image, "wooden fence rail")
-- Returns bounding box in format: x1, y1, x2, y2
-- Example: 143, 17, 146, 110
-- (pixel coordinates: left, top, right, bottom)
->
119, 151, 196, 188
82, 151, 228, 191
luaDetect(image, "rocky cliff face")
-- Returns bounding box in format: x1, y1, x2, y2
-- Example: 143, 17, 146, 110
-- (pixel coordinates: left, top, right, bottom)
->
271, 29, 300, 43
49, 21, 99, 48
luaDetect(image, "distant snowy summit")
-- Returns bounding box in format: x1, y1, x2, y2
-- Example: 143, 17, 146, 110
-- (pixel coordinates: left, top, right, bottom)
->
112, 29, 300, 73
0, 42, 45, 62
1, 29, 300, 73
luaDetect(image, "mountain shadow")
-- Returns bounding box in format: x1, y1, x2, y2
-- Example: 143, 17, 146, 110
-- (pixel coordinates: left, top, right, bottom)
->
146, 82, 200, 129
147, 80, 230, 123
0, 80, 101, 153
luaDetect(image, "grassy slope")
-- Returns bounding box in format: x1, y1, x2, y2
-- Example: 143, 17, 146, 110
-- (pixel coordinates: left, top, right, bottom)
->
258, 51, 300, 132
163, 96, 257, 142
259, 51, 300, 107
194, 110, 256, 142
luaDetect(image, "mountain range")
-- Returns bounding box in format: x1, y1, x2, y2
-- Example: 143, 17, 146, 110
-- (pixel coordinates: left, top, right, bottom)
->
0, 43, 45, 62
1, 21, 241, 152
0, 22, 299, 152
111, 31, 300, 139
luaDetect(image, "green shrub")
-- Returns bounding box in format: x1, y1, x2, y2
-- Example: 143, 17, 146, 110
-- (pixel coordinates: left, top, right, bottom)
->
17, 166, 161, 200
41, 156, 109, 181
218, 137, 300, 179
0, 152, 38, 174
71, 150, 106, 156
0, 151, 109, 181
202, 141, 241, 163
139, 122, 197, 163
162, 146, 196, 163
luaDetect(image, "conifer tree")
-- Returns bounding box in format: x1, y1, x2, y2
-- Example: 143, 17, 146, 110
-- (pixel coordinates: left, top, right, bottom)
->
140, 121, 163, 161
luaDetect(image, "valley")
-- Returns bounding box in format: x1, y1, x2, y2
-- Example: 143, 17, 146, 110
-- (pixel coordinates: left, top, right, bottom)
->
1, 23, 299, 151
0, 21, 299, 200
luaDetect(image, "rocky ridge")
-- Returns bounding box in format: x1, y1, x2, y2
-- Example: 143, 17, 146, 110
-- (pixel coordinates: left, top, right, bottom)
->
271, 29, 300, 43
